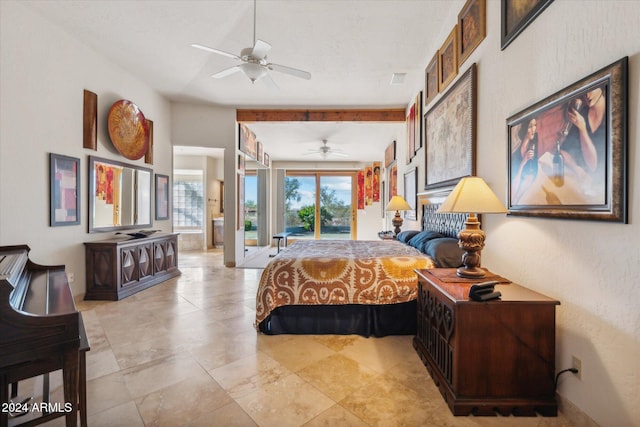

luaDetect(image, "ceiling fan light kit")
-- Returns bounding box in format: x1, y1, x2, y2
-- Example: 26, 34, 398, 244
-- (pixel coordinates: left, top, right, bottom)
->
192, 0, 311, 84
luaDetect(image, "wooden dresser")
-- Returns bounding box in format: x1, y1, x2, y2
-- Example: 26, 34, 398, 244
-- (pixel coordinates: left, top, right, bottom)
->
85, 233, 180, 300
413, 268, 560, 417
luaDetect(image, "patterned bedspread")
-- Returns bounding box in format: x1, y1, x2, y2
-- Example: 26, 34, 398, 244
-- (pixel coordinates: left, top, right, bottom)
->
255, 239, 435, 325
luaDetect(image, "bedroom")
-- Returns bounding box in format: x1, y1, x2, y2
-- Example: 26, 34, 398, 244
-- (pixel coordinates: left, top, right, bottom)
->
1, 1, 638, 426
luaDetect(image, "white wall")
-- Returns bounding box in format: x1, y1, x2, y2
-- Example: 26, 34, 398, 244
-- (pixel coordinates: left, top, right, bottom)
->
0, 2, 174, 295
170, 102, 238, 265
394, 1, 639, 425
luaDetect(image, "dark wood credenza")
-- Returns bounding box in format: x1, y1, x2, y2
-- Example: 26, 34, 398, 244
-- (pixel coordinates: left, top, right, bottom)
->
413, 268, 560, 417
84, 233, 180, 300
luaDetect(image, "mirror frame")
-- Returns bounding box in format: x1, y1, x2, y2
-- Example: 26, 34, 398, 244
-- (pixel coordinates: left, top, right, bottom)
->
88, 155, 153, 233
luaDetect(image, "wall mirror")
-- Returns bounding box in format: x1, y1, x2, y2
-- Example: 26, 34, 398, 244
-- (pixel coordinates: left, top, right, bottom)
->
89, 155, 152, 232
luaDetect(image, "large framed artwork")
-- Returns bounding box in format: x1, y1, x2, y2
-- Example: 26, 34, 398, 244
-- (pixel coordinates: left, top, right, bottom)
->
458, 0, 486, 65
501, 0, 554, 50
50, 153, 80, 226
155, 174, 170, 220
507, 57, 628, 222
438, 26, 458, 92
425, 63, 477, 190
404, 167, 418, 221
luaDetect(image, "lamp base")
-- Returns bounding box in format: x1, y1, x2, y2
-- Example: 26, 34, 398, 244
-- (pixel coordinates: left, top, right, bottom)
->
456, 213, 486, 279
457, 266, 486, 279
391, 212, 403, 235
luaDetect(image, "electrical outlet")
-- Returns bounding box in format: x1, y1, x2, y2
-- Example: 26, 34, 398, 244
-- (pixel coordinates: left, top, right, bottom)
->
68, 272, 75, 283
572, 355, 582, 380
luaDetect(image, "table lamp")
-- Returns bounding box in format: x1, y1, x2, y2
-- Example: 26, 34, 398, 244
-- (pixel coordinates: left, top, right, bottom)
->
385, 195, 412, 235
436, 177, 507, 278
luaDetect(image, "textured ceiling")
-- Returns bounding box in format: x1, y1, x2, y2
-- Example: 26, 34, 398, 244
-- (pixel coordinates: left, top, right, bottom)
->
22, 0, 464, 161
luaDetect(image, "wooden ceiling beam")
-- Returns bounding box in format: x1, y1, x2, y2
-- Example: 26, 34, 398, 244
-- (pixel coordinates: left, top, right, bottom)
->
237, 109, 406, 123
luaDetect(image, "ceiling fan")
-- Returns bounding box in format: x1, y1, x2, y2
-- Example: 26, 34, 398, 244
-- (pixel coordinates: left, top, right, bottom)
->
191, 0, 311, 84
304, 140, 348, 159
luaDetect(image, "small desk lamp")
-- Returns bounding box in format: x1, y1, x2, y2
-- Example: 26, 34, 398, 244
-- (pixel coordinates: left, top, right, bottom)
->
385, 195, 412, 235
436, 177, 507, 278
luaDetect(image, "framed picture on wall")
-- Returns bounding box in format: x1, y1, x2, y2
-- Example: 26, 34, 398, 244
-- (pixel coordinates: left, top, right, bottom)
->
438, 26, 458, 92
155, 174, 170, 220
458, 0, 486, 65
404, 167, 418, 221
506, 57, 628, 222
425, 63, 477, 189
50, 153, 80, 226
501, 0, 554, 50
424, 53, 439, 108
384, 141, 396, 167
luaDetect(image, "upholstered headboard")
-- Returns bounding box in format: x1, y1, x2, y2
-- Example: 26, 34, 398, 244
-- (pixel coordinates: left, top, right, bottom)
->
419, 189, 468, 239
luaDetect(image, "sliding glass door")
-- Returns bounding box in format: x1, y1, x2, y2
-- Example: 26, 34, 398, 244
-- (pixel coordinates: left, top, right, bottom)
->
285, 172, 356, 240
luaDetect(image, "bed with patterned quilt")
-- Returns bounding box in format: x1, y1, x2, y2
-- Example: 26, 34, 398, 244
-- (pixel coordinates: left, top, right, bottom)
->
255, 193, 468, 337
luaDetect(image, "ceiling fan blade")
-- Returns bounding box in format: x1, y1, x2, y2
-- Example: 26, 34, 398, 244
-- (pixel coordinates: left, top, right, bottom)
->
260, 73, 279, 91
251, 39, 272, 60
331, 152, 349, 158
268, 63, 312, 80
211, 66, 242, 79
191, 43, 241, 60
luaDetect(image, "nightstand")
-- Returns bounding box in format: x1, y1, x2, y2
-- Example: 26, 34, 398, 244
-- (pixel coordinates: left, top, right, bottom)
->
413, 268, 560, 417
378, 231, 396, 240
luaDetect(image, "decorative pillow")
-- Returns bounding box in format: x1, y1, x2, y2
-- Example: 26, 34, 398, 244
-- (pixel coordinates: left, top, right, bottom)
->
396, 230, 421, 243
422, 237, 465, 268
407, 230, 444, 249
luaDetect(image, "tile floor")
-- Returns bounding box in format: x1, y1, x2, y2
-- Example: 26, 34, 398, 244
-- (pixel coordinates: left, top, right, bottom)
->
11, 250, 580, 426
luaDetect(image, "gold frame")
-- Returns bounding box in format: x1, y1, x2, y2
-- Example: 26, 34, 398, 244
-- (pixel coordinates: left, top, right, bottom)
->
458, 0, 486, 65
438, 26, 459, 92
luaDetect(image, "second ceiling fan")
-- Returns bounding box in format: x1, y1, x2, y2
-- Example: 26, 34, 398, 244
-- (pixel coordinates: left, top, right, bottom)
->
192, 0, 311, 85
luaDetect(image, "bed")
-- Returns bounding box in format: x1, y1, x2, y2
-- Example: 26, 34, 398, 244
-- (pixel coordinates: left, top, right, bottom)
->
255, 193, 467, 337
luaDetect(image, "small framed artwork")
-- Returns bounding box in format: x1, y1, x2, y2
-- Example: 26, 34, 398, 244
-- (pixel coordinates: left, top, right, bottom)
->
506, 57, 627, 222
414, 92, 423, 153
50, 153, 80, 226
438, 26, 458, 92
406, 101, 417, 164
145, 119, 154, 165
257, 141, 263, 164
424, 53, 439, 108
384, 140, 396, 168
404, 167, 418, 221
238, 174, 244, 230
238, 154, 245, 175
425, 63, 477, 189
380, 181, 386, 218
501, 0, 554, 50
458, 0, 486, 65
82, 89, 97, 150
263, 152, 270, 167
389, 164, 398, 201
155, 174, 170, 220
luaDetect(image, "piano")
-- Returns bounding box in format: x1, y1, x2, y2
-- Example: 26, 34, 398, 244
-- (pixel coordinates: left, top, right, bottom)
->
0, 245, 88, 427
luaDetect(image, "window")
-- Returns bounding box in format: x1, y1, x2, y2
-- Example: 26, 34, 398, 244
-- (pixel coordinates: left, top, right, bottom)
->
173, 170, 204, 230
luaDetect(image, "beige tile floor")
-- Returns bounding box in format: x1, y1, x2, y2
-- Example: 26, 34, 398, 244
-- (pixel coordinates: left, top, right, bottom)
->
11, 250, 580, 426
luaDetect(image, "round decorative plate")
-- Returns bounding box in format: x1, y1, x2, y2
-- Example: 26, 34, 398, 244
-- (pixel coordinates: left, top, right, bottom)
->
107, 100, 149, 160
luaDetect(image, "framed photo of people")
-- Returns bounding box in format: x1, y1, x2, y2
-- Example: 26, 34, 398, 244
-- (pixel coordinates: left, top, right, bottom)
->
506, 57, 628, 222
